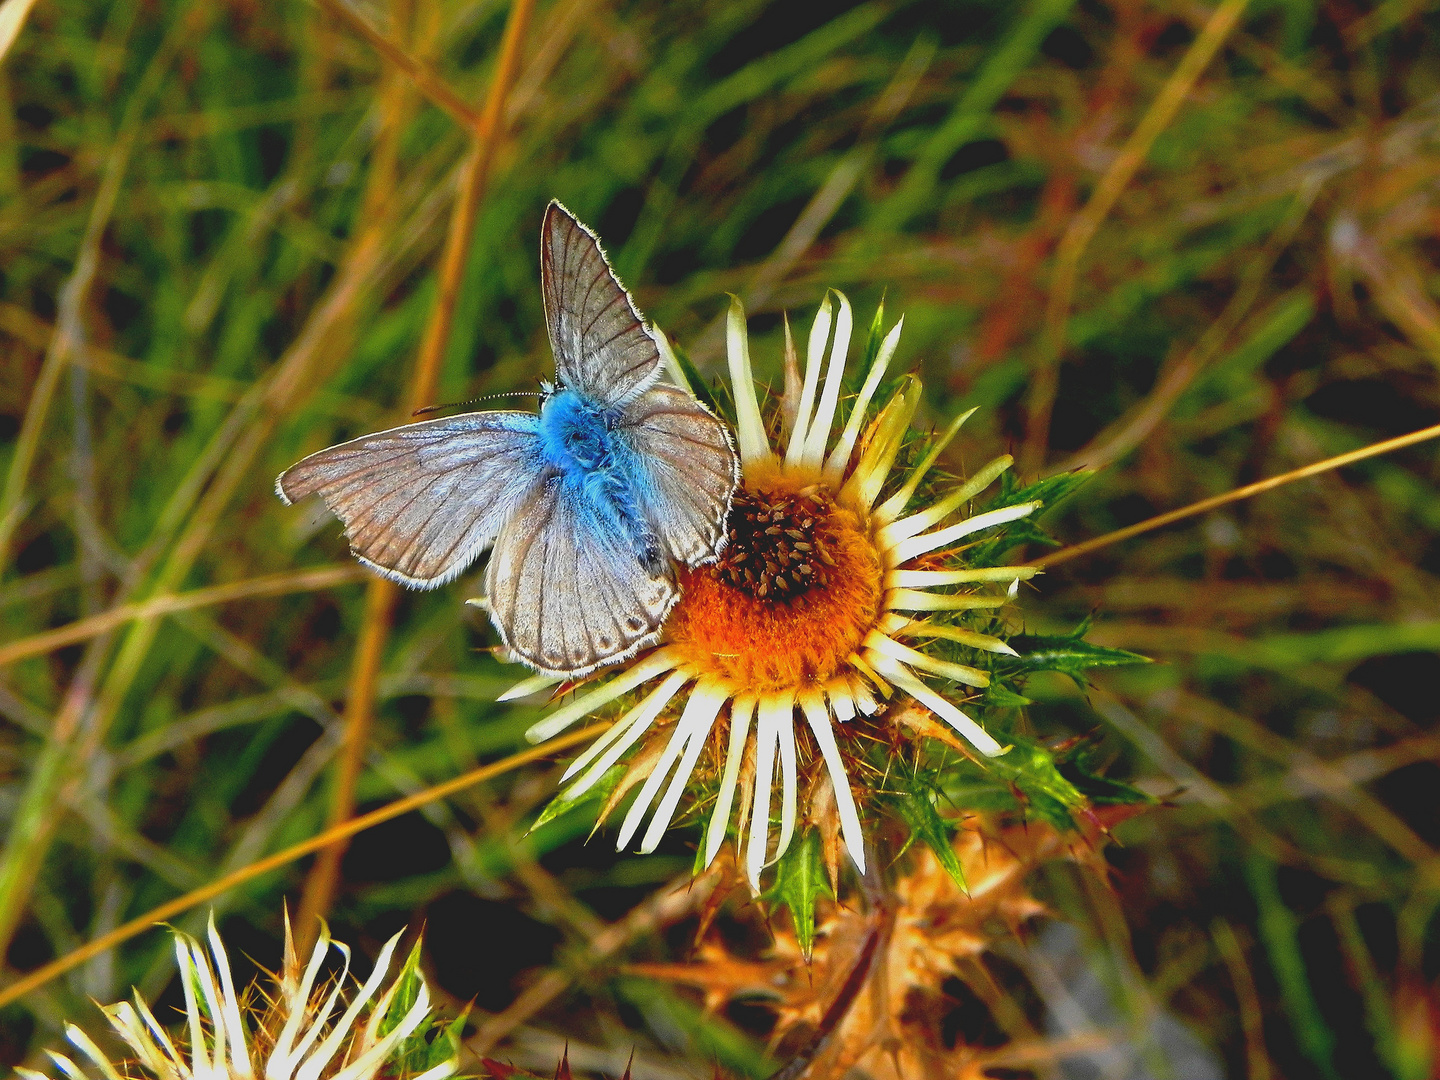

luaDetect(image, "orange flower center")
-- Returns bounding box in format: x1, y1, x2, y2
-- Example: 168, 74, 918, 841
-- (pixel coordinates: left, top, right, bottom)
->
665, 477, 884, 693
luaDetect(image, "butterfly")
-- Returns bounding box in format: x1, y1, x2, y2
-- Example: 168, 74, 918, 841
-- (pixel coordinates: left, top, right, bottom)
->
276, 201, 739, 677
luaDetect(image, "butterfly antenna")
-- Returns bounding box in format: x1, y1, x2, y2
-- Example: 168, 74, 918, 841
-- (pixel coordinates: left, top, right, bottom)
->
412, 391, 545, 417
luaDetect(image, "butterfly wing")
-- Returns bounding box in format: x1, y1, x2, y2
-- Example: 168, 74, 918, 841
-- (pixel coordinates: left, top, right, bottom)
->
542, 201, 661, 406
619, 384, 739, 566
486, 474, 677, 676
276, 411, 542, 589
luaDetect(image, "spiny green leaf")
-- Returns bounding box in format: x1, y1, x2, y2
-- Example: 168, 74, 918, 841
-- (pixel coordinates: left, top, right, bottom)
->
1006, 628, 1150, 678
1054, 736, 1156, 806
981, 681, 1033, 708
994, 737, 1089, 831
763, 830, 832, 961
385, 940, 468, 1076
425, 1008, 471, 1072
530, 765, 623, 833
936, 734, 1092, 833
379, 940, 425, 1039
985, 469, 1093, 514
894, 782, 967, 892
968, 470, 1093, 565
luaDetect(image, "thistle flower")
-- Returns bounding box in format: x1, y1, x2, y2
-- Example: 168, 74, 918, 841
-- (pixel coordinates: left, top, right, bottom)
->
506, 292, 1038, 890
21, 915, 458, 1080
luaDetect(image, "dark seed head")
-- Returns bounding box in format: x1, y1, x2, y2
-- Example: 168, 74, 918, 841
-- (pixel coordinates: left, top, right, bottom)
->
713, 486, 838, 600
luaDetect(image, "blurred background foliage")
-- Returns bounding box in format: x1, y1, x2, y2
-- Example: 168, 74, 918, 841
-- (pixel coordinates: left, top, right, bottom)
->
2, 0, 1440, 1076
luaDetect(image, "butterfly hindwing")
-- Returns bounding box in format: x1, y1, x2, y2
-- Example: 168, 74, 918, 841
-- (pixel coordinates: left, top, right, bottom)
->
486, 473, 677, 676
617, 384, 738, 566
276, 411, 543, 589
541, 201, 662, 406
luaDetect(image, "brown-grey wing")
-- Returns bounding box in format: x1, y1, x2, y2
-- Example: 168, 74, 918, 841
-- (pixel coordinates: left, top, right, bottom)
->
485, 474, 677, 677
541, 200, 662, 405
276, 411, 542, 589
619, 384, 739, 566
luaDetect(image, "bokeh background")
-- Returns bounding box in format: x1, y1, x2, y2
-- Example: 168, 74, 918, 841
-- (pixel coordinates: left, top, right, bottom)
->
2, 0, 1440, 1076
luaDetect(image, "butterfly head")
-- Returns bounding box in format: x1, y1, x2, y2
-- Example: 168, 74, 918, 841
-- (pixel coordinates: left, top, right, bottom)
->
539, 387, 614, 473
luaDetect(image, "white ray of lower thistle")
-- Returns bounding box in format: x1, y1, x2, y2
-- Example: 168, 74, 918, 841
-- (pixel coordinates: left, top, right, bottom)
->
26, 917, 454, 1080
42, 1029, 118, 1080
208, 919, 252, 1078
181, 934, 228, 1076
104, 1000, 177, 1078
295, 933, 404, 1080
270, 920, 343, 1077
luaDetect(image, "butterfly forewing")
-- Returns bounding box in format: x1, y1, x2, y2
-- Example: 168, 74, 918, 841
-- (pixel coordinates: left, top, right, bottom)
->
276, 412, 543, 589
619, 384, 738, 566
486, 474, 677, 676
277, 203, 739, 679
542, 201, 662, 405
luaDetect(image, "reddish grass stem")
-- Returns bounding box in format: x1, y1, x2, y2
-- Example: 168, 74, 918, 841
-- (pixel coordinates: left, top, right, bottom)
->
295, 0, 537, 946
315, 0, 483, 132
1022, 0, 1252, 472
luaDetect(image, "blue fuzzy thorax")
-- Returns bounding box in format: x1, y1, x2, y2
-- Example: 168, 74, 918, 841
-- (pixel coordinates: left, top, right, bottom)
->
539, 389, 662, 573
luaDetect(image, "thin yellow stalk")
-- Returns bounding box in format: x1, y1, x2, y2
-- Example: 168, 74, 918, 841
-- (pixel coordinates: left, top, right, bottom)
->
0, 566, 365, 667
1037, 421, 1440, 569
0, 723, 606, 1011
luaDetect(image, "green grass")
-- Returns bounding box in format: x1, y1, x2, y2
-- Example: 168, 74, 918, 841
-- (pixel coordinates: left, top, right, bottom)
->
3, 0, 1440, 1076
